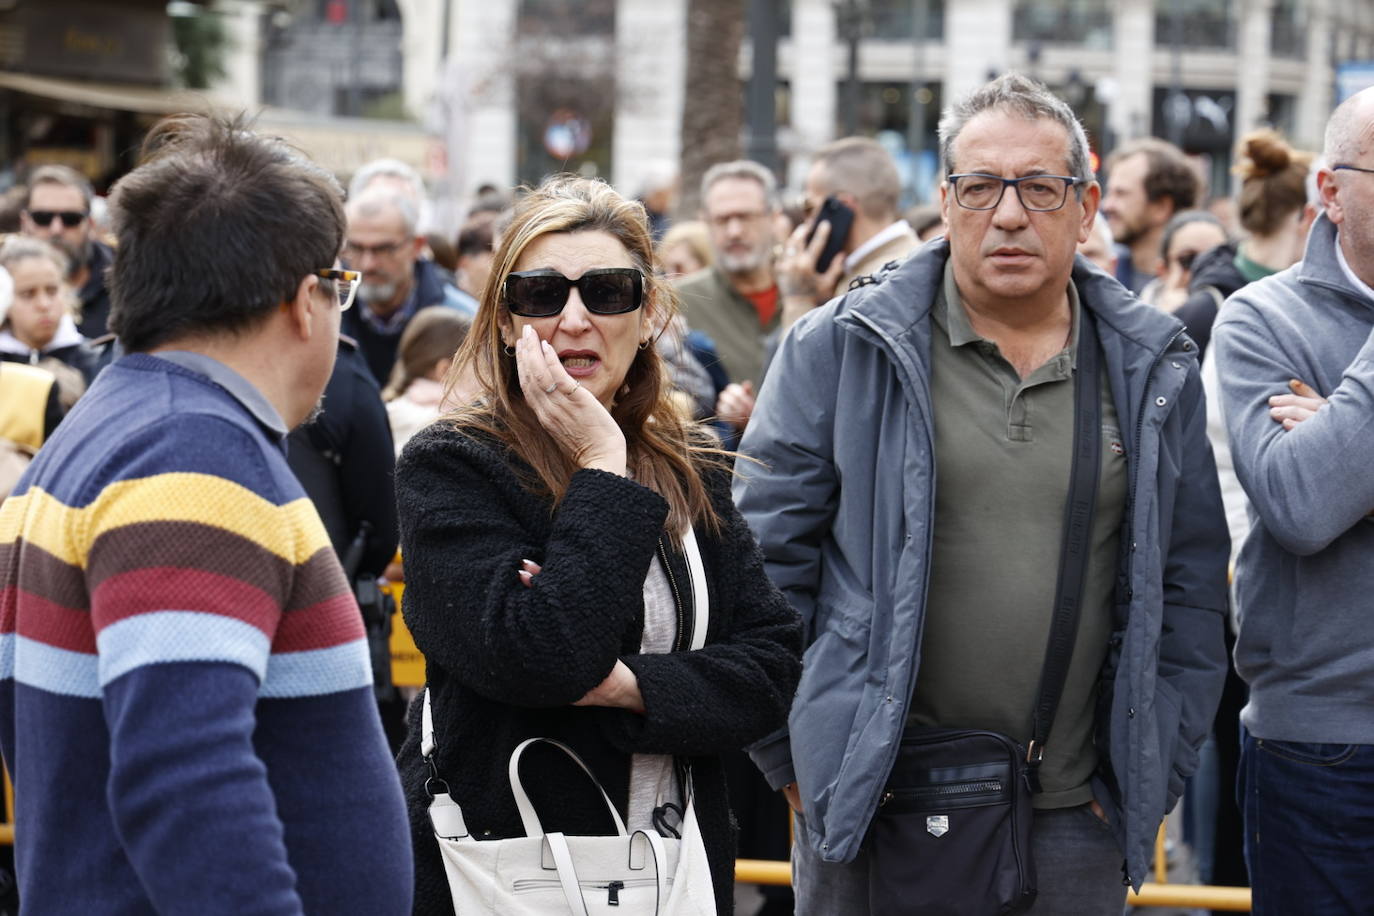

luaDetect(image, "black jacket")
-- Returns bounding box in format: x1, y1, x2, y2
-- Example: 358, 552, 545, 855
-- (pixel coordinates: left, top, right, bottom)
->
394, 423, 802, 915
1174, 242, 1246, 361
286, 337, 398, 579
76, 240, 114, 339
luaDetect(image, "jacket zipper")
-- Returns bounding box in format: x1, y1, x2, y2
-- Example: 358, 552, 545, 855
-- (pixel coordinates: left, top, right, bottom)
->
658, 536, 688, 652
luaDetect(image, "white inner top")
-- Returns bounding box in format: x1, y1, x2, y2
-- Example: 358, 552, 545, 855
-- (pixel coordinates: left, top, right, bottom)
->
625, 550, 680, 833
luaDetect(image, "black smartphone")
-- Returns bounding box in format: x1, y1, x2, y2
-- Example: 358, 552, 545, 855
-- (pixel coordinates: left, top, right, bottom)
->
805, 196, 855, 273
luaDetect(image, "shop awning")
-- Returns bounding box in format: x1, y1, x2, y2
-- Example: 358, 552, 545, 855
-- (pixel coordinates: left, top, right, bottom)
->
0, 71, 222, 115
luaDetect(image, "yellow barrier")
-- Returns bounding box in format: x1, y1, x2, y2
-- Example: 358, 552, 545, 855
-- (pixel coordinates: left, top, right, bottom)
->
732, 859, 1253, 910
382, 578, 425, 688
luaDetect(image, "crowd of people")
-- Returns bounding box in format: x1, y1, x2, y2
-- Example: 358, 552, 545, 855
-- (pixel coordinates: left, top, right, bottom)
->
0, 68, 1370, 916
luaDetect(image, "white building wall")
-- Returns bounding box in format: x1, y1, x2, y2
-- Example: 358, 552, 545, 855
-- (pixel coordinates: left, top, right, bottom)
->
451, 0, 519, 190
1234, 0, 1275, 144
213, 0, 264, 109
785, 0, 839, 164
1299, 0, 1335, 152
398, 0, 444, 120
1112, 0, 1155, 141
611, 0, 687, 195
942, 0, 1011, 105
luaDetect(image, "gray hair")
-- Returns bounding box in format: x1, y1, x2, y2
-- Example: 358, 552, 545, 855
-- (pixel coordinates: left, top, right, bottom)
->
938, 72, 1094, 186
26, 164, 95, 210
809, 137, 901, 222
346, 187, 419, 238
700, 160, 780, 212
0, 234, 71, 278
348, 157, 425, 202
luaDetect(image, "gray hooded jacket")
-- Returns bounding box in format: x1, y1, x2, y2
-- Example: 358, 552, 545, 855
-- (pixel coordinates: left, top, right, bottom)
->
736, 239, 1229, 888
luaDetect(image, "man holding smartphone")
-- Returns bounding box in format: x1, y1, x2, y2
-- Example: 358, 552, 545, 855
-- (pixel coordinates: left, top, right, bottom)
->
777, 137, 921, 331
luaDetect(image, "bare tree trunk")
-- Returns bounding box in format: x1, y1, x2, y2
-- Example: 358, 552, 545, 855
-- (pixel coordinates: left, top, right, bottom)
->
676, 0, 745, 218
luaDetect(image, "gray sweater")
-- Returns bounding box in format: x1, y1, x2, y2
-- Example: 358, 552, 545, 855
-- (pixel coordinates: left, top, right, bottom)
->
1213, 213, 1374, 743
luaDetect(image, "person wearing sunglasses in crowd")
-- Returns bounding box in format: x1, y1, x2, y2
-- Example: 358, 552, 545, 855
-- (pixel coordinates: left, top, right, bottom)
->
19, 164, 116, 339
393, 175, 802, 915
1138, 210, 1229, 314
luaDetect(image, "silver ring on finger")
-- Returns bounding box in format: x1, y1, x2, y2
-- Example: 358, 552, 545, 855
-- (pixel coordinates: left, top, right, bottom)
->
543, 382, 558, 394
564, 381, 581, 395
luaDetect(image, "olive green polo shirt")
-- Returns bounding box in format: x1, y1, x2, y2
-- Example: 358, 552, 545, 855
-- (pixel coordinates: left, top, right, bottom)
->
907, 262, 1127, 809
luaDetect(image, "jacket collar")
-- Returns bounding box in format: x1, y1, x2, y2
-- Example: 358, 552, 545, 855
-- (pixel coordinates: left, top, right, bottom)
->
842, 237, 1186, 359
1297, 212, 1374, 310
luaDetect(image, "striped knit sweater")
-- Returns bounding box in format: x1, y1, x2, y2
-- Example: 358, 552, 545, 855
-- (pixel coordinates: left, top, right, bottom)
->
0, 353, 412, 914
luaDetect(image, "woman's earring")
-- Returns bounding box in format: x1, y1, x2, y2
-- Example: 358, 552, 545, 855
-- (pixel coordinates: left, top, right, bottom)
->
638, 338, 651, 350
503, 343, 515, 356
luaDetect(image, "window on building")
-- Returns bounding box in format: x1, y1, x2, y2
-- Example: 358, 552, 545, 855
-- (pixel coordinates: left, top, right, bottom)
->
1012, 0, 1111, 48
831, 80, 945, 203
864, 0, 945, 41
1265, 93, 1299, 139
1271, 0, 1306, 59
517, 0, 615, 36
1154, 0, 1233, 51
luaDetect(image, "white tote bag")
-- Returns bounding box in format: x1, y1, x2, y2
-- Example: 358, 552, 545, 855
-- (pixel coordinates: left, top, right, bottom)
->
424, 528, 718, 915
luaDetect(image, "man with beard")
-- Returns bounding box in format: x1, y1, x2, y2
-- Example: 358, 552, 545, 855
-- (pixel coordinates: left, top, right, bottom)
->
340, 187, 468, 384
1101, 138, 1199, 295
675, 160, 781, 434
20, 165, 115, 338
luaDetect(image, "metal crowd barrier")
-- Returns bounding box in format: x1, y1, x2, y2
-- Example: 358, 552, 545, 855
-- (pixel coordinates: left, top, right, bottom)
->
734, 822, 1253, 911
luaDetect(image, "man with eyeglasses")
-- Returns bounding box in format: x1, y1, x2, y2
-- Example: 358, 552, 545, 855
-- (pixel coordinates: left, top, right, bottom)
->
0, 114, 411, 914
738, 73, 1227, 914
340, 186, 471, 385
20, 164, 115, 338
676, 160, 783, 435
1212, 85, 1374, 914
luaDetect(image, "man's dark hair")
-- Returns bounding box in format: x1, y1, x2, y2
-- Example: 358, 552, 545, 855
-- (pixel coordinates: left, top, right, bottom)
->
456, 219, 493, 258
1107, 138, 1200, 212
108, 114, 345, 353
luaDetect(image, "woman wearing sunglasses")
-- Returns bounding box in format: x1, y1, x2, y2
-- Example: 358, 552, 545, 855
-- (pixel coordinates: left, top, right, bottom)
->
393, 175, 802, 915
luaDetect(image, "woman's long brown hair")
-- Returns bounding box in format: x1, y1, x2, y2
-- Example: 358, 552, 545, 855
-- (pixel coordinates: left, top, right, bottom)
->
441, 175, 729, 535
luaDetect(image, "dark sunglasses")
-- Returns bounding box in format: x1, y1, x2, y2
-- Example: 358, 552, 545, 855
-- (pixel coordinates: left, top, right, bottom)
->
504, 268, 644, 318
27, 210, 86, 228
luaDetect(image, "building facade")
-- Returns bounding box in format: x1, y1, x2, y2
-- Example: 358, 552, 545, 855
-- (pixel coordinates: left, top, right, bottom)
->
399, 0, 1374, 201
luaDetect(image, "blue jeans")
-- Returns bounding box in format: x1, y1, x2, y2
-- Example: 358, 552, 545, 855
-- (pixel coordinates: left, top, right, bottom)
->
792, 805, 1126, 915
1240, 728, 1374, 915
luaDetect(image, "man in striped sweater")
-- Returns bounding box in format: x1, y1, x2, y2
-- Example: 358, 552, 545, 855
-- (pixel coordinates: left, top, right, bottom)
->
0, 115, 412, 913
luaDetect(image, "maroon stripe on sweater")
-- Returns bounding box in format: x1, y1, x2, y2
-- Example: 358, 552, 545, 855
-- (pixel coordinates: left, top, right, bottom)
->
90, 567, 280, 638
273, 593, 367, 652
9, 589, 96, 653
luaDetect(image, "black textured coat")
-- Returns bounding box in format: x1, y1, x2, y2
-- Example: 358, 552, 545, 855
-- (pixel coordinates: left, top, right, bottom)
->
394, 423, 802, 915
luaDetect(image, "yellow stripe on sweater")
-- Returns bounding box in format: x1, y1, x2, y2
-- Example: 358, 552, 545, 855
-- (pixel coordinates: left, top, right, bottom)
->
0, 474, 329, 567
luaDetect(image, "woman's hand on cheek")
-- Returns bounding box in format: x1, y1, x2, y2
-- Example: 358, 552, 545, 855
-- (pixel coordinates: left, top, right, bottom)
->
513, 325, 627, 475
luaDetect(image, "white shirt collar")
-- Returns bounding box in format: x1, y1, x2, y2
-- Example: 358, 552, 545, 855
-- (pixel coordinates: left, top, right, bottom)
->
844, 220, 913, 273
1334, 230, 1374, 304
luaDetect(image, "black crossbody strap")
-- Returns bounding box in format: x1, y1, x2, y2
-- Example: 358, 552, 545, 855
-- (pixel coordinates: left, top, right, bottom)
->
1025, 308, 1102, 793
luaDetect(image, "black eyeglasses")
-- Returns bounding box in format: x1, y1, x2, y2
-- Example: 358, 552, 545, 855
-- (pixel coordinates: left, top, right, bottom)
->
1333, 164, 1374, 177
504, 268, 644, 318
27, 210, 86, 228
947, 173, 1083, 212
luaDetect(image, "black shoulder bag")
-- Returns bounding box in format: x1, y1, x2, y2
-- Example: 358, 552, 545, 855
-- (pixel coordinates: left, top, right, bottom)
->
867, 312, 1102, 916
